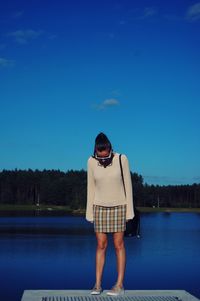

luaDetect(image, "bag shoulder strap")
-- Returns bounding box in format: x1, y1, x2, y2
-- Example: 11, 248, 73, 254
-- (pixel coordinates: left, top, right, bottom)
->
119, 154, 126, 197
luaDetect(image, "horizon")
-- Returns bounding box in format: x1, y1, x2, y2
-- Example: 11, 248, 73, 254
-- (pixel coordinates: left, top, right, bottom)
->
0, 166, 199, 187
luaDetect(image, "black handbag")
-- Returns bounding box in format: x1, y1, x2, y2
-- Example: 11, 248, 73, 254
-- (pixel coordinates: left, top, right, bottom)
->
119, 154, 140, 238
125, 210, 140, 237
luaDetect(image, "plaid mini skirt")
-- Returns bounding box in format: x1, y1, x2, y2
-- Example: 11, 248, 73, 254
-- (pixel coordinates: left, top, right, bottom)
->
93, 204, 126, 233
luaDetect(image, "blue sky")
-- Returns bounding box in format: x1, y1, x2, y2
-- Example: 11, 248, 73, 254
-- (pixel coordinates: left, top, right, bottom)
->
0, 0, 200, 185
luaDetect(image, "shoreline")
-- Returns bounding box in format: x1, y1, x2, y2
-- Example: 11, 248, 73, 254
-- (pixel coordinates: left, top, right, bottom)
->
0, 205, 200, 214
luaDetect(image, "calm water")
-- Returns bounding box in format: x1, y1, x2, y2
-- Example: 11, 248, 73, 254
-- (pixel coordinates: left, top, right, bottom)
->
0, 213, 200, 301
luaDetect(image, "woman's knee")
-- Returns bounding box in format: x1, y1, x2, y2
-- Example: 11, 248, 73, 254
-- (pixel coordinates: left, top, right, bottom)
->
114, 240, 124, 251
97, 239, 107, 250
113, 234, 125, 251
96, 233, 108, 251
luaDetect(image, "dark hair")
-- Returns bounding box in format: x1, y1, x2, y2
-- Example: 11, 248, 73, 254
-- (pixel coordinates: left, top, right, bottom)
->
94, 132, 112, 155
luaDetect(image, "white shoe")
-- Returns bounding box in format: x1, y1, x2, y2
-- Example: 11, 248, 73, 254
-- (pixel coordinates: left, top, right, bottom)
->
91, 285, 102, 295
106, 285, 125, 296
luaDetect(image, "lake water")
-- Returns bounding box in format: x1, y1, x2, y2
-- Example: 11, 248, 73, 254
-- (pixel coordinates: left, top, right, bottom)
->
0, 212, 200, 301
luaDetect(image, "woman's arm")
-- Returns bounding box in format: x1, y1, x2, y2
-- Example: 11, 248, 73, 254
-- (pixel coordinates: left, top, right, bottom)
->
86, 158, 95, 222
122, 155, 134, 220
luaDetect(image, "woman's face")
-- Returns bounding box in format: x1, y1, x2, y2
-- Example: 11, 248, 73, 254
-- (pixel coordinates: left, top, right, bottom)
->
96, 148, 110, 158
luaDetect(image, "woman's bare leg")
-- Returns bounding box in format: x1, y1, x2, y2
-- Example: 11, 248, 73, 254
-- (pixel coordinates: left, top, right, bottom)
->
95, 232, 108, 287
113, 232, 126, 287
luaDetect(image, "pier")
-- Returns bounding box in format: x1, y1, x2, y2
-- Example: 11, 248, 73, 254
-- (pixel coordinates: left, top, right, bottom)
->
21, 290, 200, 301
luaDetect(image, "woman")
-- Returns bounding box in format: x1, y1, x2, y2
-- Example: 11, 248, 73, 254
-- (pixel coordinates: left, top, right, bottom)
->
86, 132, 134, 296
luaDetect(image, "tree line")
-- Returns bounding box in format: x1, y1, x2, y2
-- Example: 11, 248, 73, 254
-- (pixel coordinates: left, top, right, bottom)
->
0, 169, 200, 209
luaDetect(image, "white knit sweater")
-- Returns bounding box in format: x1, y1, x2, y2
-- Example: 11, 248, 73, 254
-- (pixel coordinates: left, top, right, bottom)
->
86, 153, 134, 222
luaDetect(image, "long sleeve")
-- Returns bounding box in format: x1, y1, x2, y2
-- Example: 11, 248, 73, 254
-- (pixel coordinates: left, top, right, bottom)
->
86, 158, 95, 222
122, 155, 135, 220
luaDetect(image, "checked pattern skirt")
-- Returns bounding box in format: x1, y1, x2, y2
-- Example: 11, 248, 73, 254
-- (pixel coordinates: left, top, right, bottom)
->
93, 204, 126, 233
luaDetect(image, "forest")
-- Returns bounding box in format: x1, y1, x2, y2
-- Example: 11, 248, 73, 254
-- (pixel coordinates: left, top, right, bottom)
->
0, 169, 200, 209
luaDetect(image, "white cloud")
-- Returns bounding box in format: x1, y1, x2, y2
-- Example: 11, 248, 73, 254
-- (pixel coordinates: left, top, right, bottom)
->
186, 2, 200, 21
95, 98, 120, 110
11, 11, 24, 19
137, 7, 158, 20
144, 175, 199, 185
7, 29, 44, 44
110, 89, 121, 97
0, 57, 14, 67
48, 34, 57, 40
193, 176, 200, 182
143, 7, 157, 18
103, 98, 119, 106
107, 33, 115, 39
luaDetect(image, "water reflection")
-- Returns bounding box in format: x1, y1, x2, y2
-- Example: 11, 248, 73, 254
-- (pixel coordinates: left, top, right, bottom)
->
0, 209, 73, 217
0, 216, 93, 235
0, 213, 200, 301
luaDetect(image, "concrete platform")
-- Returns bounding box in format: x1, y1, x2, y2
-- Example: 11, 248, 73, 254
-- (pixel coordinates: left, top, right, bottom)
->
21, 290, 200, 301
